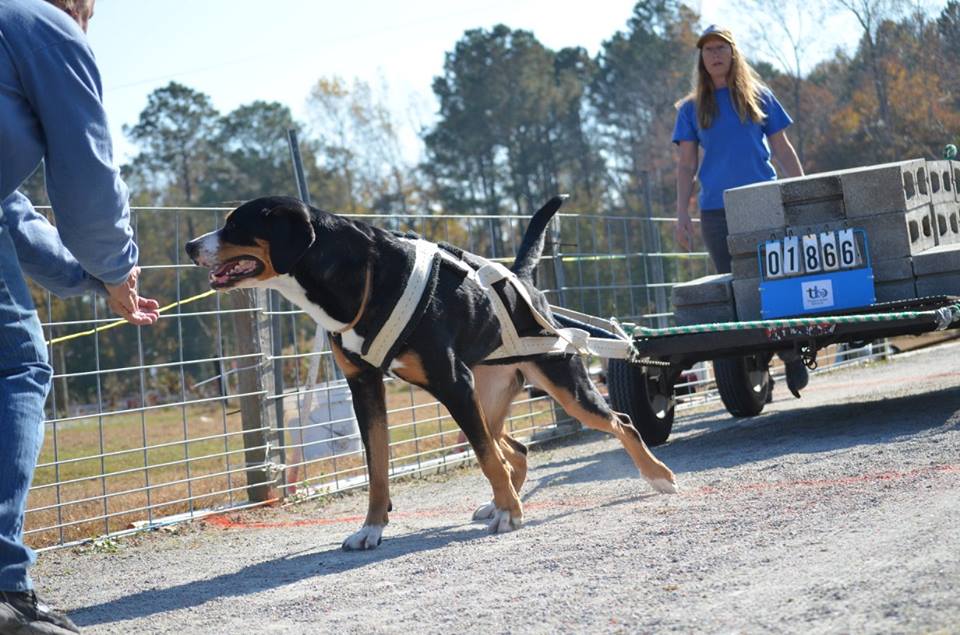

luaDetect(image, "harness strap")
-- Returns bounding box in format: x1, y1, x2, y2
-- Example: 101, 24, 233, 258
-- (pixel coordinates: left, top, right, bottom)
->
356, 240, 634, 369
362, 239, 437, 368
476, 262, 634, 361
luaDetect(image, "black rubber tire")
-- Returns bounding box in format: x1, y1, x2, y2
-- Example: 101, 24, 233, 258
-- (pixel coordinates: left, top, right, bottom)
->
713, 354, 772, 417
606, 358, 675, 446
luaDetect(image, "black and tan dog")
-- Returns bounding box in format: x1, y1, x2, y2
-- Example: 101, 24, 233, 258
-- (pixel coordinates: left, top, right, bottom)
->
185, 196, 677, 550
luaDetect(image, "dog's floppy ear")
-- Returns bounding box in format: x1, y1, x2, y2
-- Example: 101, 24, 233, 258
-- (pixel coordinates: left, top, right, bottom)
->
266, 202, 315, 274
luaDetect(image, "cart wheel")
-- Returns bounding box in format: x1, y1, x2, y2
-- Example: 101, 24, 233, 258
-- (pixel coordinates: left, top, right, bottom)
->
713, 354, 772, 417
606, 358, 675, 446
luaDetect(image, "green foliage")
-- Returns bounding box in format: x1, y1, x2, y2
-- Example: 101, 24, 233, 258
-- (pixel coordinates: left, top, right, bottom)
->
123, 82, 222, 205
423, 25, 606, 215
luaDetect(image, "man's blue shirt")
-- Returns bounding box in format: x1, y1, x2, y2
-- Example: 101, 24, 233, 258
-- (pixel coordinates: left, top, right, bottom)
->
672, 86, 793, 211
0, 0, 137, 296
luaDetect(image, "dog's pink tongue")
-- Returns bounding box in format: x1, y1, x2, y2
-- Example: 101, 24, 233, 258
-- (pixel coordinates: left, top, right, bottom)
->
210, 264, 232, 285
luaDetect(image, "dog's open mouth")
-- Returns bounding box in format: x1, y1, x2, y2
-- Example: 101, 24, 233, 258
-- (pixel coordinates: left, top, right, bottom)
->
209, 256, 265, 288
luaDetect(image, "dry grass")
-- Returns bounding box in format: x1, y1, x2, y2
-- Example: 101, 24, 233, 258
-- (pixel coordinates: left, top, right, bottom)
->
25, 380, 561, 549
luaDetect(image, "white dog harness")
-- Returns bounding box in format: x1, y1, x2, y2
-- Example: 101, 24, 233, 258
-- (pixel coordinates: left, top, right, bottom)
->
358, 238, 632, 369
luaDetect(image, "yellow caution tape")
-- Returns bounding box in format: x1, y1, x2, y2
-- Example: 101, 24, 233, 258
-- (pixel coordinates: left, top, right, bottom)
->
46, 289, 217, 346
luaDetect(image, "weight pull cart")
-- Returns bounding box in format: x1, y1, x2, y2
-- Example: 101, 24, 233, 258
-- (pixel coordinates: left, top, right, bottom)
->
552, 296, 960, 448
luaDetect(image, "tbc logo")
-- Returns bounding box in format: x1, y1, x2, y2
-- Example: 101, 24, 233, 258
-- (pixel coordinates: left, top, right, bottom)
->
801, 279, 834, 310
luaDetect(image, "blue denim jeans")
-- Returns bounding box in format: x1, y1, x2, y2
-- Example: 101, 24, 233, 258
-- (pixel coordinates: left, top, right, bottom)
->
0, 207, 52, 592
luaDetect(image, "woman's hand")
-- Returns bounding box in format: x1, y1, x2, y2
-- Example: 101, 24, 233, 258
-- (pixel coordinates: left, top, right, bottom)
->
675, 210, 695, 251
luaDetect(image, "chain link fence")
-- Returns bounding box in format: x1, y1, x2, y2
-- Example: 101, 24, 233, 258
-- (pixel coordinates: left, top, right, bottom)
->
25, 205, 898, 551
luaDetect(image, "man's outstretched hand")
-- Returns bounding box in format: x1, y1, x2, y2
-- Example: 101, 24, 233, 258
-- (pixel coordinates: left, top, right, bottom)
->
105, 267, 160, 325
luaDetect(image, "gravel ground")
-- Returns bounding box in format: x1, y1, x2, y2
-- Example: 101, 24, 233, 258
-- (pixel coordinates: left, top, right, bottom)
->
34, 342, 960, 634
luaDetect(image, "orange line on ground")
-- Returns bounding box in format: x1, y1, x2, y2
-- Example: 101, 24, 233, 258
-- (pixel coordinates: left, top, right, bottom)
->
204, 464, 959, 531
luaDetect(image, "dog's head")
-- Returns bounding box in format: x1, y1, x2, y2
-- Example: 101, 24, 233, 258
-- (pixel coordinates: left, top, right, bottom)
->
185, 196, 315, 290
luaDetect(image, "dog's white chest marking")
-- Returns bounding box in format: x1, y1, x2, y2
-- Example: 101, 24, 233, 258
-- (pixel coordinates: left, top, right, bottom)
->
267, 276, 366, 354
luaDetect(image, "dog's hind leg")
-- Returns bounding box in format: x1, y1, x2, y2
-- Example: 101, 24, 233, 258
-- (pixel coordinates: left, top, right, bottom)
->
340, 369, 392, 550
521, 356, 678, 494
437, 362, 523, 533
470, 365, 528, 520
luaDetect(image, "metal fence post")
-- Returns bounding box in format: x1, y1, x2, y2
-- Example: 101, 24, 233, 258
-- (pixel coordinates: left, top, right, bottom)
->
287, 129, 312, 205
232, 290, 281, 502
545, 214, 580, 433
549, 215, 567, 308
641, 170, 669, 328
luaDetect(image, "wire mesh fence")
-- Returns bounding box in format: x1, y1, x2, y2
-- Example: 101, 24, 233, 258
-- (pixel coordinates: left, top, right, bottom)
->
25, 205, 901, 551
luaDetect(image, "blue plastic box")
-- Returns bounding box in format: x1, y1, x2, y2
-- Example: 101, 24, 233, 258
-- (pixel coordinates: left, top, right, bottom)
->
758, 230, 876, 319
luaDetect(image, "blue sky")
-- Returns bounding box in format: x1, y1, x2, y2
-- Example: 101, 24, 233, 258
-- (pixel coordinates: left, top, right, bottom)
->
86, 0, 864, 164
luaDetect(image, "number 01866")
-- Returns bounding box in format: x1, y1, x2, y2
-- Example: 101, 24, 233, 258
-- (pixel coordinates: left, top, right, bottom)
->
763, 229, 860, 279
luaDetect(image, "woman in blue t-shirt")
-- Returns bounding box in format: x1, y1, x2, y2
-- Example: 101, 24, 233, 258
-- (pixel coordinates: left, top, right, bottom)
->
672, 24, 803, 273
672, 25, 809, 395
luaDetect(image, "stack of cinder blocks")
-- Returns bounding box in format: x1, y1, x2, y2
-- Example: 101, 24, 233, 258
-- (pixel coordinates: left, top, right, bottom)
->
671, 273, 736, 326
716, 158, 960, 321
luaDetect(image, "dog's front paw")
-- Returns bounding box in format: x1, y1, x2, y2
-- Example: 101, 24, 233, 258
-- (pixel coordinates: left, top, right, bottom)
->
342, 525, 384, 551
647, 476, 680, 494
488, 508, 522, 534
472, 501, 496, 521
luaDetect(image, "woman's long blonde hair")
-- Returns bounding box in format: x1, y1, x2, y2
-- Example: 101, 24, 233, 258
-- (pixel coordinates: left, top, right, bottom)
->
676, 34, 766, 130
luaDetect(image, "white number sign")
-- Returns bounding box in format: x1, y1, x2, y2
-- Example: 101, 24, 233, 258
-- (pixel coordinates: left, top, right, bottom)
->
760, 229, 864, 279
802, 234, 822, 273
837, 229, 858, 268
782, 236, 801, 276
819, 231, 840, 271
764, 240, 784, 278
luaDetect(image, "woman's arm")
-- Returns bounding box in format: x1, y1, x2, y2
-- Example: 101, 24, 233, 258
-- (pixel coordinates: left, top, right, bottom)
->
768, 130, 804, 178
675, 140, 699, 250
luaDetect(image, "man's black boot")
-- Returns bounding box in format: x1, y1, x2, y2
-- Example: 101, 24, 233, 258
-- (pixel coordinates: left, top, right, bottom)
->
0, 590, 80, 634
785, 358, 809, 398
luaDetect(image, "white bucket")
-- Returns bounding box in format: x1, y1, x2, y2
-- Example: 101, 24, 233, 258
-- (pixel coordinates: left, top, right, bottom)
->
288, 382, 361, 461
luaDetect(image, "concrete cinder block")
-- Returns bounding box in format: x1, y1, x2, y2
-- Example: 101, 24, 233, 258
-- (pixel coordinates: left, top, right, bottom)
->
915, 272, 960, 297
952, 161, 960, 202
912, 243, 960, 276
784, 198, 845, 226
872, 257, 913, 282
732, 277, 761, 321
727, 227, 786, 258
673, 302, 738, 326
780, 174, 846, 225
723, 181, 784, 234
726, 222, 847, 258
671, 273, 734, 306
856, 207, 936, 258
779, 173, 843, 203
932, 202, 960, 246
928, 160, 956, 204
838, 159, 931, 217
875, 279, 917, 303
731, 254, 760, 280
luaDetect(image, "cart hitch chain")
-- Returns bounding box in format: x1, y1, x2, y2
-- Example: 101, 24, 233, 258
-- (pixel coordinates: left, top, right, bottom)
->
629, 350, 673, 368
801, 344, 818, 370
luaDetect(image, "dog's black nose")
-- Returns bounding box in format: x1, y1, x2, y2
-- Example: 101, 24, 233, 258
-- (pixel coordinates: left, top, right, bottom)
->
185, 240, 199, 261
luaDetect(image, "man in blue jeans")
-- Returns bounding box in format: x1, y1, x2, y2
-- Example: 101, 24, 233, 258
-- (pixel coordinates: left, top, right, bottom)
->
0, 1, 160, 632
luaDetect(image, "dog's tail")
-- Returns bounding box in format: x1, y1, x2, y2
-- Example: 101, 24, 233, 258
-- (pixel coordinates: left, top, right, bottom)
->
511, 195, 567, 282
